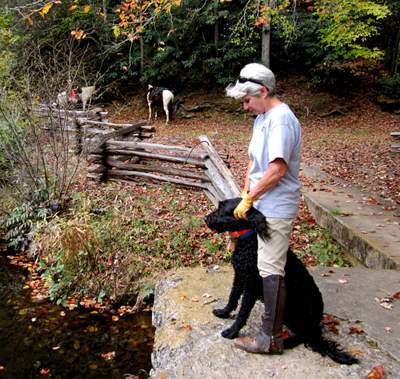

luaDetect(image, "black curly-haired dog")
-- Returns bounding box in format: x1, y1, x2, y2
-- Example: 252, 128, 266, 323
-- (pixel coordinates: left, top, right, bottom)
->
204, 198, 357, 365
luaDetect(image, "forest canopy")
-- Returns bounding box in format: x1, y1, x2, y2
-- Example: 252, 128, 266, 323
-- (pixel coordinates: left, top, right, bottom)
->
1, 0, 399, 94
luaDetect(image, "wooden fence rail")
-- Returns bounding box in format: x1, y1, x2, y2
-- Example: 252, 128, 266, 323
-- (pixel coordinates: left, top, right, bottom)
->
87, 133, 240, 206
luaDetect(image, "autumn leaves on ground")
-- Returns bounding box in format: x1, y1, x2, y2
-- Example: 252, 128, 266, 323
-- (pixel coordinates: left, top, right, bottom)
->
11, 76, 400, 313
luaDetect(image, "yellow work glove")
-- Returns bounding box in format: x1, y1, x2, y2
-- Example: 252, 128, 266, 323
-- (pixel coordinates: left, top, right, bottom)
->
234, 190, 256, 221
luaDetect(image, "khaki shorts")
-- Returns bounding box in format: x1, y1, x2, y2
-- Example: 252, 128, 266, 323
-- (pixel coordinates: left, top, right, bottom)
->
257, 218, 294, 278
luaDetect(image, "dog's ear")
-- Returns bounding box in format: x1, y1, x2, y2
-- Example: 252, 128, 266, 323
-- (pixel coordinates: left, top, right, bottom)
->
247, 207, 270, 242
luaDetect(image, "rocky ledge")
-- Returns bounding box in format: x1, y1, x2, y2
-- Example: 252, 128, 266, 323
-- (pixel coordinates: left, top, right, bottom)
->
150, 265, 400, 379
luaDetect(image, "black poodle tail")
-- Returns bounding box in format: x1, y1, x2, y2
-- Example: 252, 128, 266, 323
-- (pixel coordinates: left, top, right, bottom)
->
305, 336, 358, 365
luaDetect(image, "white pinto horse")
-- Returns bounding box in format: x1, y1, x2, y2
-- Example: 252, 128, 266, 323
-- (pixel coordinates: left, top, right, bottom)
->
146, 84, 174, 124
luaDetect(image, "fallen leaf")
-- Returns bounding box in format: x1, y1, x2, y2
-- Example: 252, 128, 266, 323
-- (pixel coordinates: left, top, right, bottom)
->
323, 315, 340, 325
203, 293, 212, 298
380, 303, 393, 310
385, 327, 392, 333
329, 323, 339, 334
40, 368, 50, 374
382, 206, 395, 211
321, 273, 331, 277
349, 327, 364, 334
349, 349, 363, 356
101, 351, 116, 360
366, 365, 385, 379
183, 324, 192, 331
338, 279, 348, 284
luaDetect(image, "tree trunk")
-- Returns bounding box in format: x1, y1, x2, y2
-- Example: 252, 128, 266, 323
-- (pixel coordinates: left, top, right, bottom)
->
214, 0, 219, 57
261, 1, 277, 68
391, 25, 400, 76
262, 23, 270, 67
140, 28, 144, 73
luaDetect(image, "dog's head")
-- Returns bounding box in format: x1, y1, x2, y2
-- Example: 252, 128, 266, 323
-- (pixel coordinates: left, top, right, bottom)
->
204, 198, 270, 242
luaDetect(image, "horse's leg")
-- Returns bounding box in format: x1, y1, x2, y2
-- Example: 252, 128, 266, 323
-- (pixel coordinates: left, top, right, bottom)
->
164, 91, 173, 123
155, 105, 158, 121
163, 100, 170, 124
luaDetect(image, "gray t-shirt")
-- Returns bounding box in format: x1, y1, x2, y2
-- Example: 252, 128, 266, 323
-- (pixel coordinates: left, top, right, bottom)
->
248, 103, 301, 218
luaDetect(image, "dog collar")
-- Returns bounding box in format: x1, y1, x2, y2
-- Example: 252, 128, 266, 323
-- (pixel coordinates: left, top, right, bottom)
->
231, 229, 254, 240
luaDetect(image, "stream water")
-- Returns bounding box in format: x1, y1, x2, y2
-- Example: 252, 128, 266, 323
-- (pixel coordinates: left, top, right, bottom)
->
0, 245, 154, 379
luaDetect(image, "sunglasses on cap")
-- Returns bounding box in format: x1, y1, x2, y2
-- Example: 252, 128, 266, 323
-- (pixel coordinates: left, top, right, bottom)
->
238, 76, 268, 90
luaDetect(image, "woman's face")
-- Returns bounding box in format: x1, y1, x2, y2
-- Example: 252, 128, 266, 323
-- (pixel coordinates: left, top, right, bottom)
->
240, 87, 269, 115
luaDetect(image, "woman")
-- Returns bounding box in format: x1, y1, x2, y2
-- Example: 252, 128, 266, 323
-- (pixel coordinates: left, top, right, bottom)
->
226, 63, 301, 355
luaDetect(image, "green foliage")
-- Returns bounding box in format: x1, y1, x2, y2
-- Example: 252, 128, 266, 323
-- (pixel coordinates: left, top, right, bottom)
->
376, 73, 400, 99
40, 249, 101, 307
2, 0, 394, 91
314, 0, 390, 62
0, 189, 51, 250
298, 228, 349, 267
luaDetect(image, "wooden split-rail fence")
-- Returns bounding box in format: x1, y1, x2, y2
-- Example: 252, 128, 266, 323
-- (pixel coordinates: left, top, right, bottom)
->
35, 104, 240, 205
86, 124, 240, 206
34, 105, 155, 153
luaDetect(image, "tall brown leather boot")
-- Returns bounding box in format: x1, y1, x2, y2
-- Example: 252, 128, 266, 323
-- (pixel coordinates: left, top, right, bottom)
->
233, 275, 286, 354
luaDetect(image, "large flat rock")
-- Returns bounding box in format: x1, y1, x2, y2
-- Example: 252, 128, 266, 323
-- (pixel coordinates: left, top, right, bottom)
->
150, 266, 400, 379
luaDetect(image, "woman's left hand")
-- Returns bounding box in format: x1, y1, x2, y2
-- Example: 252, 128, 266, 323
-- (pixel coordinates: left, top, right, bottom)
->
234, 191, 254, 221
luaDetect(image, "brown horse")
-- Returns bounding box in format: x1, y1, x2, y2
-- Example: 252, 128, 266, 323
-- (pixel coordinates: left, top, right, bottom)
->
146, 84, 174, 124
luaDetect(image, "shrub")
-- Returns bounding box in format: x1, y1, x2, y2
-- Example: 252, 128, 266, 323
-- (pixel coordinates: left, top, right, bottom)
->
375, 73, 400, 99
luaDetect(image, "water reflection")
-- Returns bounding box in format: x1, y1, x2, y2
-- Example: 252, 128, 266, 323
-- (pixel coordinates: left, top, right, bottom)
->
0, 247, 154, 379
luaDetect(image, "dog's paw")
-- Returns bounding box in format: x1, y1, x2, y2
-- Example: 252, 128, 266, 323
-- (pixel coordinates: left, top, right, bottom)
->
213, 308, 231, 319
221, 328, 238, 339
